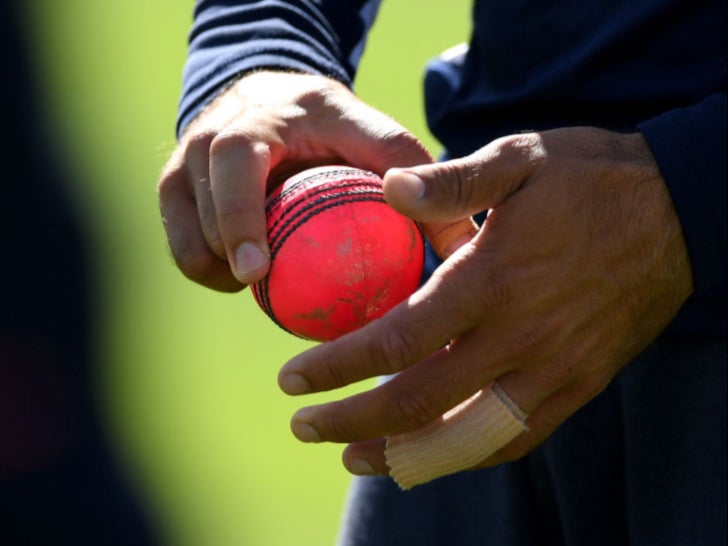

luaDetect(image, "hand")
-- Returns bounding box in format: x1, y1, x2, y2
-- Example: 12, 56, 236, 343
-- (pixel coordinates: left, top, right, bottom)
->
157, 71, 433, 291
278, 127, 694, 477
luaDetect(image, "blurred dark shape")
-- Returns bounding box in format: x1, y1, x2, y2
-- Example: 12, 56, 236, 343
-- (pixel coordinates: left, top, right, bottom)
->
1, 3, 157, 544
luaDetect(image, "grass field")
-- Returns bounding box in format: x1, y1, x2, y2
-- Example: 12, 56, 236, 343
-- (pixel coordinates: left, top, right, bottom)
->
23, 1, 471, 544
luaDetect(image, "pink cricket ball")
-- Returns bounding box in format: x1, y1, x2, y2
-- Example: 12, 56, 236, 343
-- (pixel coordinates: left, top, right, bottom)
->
251, 165, 425, 342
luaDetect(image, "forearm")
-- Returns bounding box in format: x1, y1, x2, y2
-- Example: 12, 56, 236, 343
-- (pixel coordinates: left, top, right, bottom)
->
178, 0, 382, 136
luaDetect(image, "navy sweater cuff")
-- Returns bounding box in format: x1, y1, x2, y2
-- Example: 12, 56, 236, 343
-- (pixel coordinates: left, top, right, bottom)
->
638, 93, 727, 302
177, 45, 351, 137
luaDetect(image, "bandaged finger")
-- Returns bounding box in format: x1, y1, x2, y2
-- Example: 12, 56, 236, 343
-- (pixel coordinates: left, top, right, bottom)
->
384, 382, 529, 490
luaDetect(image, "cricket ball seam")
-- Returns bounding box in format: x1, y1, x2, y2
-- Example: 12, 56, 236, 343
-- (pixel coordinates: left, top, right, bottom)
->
265, 167, 380, 210
267, 178, 383, 244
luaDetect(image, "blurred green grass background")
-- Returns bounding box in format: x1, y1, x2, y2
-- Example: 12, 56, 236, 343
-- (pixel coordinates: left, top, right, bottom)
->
22, 1, 470, 544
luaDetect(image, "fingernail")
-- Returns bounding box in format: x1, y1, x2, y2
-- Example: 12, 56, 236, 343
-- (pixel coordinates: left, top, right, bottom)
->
349, 458, 376, 476
233, 242, 268, 282
279, 373, 311, 395
392, 169, 425, 201
291, 421, 321, 443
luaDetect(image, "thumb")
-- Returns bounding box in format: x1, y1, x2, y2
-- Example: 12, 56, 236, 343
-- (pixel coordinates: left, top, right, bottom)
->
382, 135, 535, 224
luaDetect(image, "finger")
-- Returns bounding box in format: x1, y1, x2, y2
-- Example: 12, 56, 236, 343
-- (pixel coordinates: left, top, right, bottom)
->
158, 160, 244, 292
379, 372, 552, 487
337, 368, 576, 480
475, 370, 612, 468
384, 383, 529, 489
285, 319, 538, 444
344, 390, 526, 483
382, 133, 544, 223
185, 131, 226, 259
342, 439, 388, 476
286, 315, 587, 447
209, 133, 271, 284
318, 98, 434, 174
423, 217, 480, 259
353, 361, 596, 487
383, 163, 481, 261
277, 249, 495, 397
341, 370, 613, 483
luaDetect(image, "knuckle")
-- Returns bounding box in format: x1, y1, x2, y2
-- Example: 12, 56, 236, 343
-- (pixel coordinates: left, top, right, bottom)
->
296, 83, 338, 110
494, 132, 544, 166
440, 160, 479, 211
378, 127, 419, 150
374, 327, 421, 375
184, 130, 216, 159
157, 156, 187, 196
367, 118, 431, 167
157, 171, 178, 198
326, 408, 356, 441
321, 358, 348, 389
393, 386, 437, 429
479, 133, 545, 201
208, 130, 244, 158
373, 127, 431, 166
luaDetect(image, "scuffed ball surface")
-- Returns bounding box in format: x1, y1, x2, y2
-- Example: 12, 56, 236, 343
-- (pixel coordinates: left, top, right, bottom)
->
251, 166, 425, 341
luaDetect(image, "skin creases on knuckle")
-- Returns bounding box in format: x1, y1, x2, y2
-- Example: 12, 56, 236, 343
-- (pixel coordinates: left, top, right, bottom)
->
393, 385, 438, 429
320, 356, 348, 389
369, 126, 429, 165
439, 159, 479, 212
485, 133, 545, 199
326, 404, 357, 441
373, 326, 421, 376
378, 127, 420, 150
495, 132, 545, 166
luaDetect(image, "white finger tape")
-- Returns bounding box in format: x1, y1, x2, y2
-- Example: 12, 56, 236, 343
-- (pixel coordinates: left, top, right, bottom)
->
384, 382, 529, 490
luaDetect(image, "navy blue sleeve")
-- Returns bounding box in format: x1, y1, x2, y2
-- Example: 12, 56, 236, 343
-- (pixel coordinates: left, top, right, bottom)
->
638, 93, 727, 305
177, 0, 381, 136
